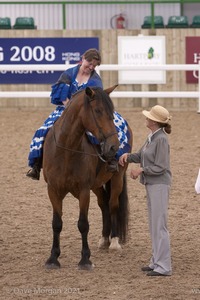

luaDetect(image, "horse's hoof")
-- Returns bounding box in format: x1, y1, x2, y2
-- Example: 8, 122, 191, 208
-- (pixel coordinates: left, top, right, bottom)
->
98, 237, 110, 249
45, 258, 60, 269
45, 263, 60, 270
78, 263, 94, 271
109, 237, 122, 251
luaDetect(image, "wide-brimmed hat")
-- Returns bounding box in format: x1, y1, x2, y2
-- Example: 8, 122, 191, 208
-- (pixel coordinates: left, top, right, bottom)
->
142, 105, 172, 124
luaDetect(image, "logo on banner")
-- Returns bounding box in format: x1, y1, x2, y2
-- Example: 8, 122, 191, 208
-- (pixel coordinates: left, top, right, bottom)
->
118, 36, 166, 84
148, 47, 154, 59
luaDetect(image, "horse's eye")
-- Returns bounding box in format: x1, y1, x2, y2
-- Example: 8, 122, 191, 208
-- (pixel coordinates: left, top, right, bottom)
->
94, 108, 102, 116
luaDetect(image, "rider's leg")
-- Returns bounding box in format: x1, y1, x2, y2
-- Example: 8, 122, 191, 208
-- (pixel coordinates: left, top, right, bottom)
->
26, 105, 65, 181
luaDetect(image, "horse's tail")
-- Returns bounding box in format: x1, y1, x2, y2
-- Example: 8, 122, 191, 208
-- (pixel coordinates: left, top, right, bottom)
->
117, 174, 129, 243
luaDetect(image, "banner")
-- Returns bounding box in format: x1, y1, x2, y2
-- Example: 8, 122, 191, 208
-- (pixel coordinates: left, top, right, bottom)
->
0, 37, 99, 84
186, 37, 200, 84
118, 36, 166, 84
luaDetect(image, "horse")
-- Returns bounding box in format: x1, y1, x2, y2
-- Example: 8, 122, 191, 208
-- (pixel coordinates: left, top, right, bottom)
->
43, 85, 133, 270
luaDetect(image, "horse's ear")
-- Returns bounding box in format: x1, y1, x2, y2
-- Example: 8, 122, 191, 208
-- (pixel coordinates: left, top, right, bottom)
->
104, 85, 118, 95
85, 87, 95, 99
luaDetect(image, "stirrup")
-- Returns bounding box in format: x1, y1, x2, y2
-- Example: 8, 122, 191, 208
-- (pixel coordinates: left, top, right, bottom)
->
26, 168, 40, 180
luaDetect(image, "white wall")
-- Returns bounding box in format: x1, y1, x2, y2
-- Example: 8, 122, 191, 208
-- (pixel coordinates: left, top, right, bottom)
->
0, 2, 180, 30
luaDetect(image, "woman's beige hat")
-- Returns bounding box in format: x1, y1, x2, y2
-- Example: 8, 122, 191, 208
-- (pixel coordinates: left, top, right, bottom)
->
142, 105, 172, 124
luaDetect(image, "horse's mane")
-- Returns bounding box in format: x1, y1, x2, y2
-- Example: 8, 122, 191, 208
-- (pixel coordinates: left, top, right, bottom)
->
83, 87, 114, 119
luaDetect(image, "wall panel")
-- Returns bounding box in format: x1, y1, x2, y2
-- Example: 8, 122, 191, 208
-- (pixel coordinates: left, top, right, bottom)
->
0, 28, 199, 110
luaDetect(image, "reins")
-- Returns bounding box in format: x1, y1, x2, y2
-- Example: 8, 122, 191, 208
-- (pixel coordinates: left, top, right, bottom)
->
52, 124, 107, 161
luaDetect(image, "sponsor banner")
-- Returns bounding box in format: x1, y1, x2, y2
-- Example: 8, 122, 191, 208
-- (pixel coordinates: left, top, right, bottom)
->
0, 37, 99, 84
118, 36, 166, 84
186, 37, 200, 84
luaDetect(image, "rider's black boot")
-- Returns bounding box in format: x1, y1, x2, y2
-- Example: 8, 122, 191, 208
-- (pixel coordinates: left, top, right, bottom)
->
26, 157, 42, 180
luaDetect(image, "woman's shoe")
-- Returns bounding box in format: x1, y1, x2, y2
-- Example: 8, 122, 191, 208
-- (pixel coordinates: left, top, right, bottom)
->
141, 266, 153, 272
147, 271, 167, 276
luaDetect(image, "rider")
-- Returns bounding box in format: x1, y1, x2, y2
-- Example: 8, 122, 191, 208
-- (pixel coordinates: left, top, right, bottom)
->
26, 48, 131, 180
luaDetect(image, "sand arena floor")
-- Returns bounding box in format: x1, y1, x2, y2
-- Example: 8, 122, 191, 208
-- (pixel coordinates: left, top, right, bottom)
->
1, 107, 200, 300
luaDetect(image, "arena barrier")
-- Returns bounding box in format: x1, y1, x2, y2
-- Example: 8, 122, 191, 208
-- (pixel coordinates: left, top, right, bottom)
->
0, 64, 200, 112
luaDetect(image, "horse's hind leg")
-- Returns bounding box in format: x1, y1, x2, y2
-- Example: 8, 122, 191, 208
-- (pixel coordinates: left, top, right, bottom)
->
109, 174, 129, 251
45, 186, 63, 269
94, 187, 111, 249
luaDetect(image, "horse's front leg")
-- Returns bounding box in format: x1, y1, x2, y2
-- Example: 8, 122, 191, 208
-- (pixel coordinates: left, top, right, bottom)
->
45, 187, 63, 269
77, 190, 93, 270
45, 211, 63, 269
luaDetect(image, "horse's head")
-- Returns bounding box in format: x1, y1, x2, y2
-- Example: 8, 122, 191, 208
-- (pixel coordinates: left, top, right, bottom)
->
84, 85, 119, 159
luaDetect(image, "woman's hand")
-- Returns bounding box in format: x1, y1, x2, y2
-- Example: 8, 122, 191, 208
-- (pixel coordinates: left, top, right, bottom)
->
130, 168, 143, 180
119, 153, 129, 166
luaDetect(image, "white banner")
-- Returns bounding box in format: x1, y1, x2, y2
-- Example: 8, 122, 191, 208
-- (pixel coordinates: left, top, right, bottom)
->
118, 35, 166, 84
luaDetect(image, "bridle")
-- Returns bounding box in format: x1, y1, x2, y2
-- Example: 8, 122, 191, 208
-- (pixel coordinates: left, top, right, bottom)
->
52, 94, 118, 161
88, 97, 118, 151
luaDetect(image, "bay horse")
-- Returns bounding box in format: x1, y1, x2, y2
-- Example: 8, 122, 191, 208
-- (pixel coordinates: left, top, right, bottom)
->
43, 85, 133, 270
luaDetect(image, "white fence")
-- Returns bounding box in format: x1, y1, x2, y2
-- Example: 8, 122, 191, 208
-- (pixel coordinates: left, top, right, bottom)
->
0, 64, 200, 112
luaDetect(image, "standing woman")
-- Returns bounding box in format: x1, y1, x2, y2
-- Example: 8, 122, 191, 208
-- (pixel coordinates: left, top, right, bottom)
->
119, 105, 172, 276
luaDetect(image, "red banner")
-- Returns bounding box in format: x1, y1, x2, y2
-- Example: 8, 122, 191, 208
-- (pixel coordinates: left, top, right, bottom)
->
186, 37, 200, 84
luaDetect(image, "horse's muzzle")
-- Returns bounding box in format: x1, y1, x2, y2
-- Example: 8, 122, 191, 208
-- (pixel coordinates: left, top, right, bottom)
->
100, 141, 119, 159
